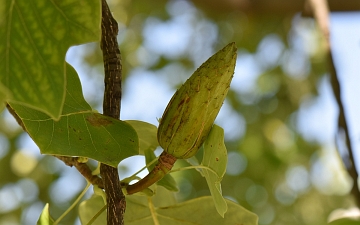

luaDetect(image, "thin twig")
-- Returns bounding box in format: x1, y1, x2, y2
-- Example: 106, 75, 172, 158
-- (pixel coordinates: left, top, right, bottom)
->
305, 0, 360, 206
304, 0, 330, 46
55, 156, 104, 189
328, 53, 360, 206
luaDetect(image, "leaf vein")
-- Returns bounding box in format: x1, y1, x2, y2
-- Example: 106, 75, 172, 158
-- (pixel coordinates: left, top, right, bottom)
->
82, 114, 97, 152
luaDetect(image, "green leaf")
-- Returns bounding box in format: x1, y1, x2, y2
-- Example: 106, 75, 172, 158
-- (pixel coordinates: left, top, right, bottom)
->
126, 120, 158, 154
328, 218, 360, 225
201, 125, 228, 217
0, 84, 8, 112
79, 187, 177, 225
0, 0, 101, 119
144, 149, 178, 192
151, 186, 177, 207
9, 64, 139, 167
80, 188, 257, 225
37, 203, 54, 225
79, 194, 106, 225
125, 196, 257, 225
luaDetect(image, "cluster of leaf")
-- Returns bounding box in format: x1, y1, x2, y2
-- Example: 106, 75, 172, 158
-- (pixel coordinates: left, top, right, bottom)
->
37, 123, 257, 225
1, 1, 258, 224
97, 1, 354, 225
75, 124, 256, 225
0, 0, 356, 225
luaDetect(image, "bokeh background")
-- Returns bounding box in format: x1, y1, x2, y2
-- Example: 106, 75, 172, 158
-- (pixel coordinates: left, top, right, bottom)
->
1, 0, 360, 224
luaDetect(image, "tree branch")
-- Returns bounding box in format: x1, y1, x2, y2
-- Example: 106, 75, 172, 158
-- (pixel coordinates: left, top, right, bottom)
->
100, 0, 125, 224
305, 0, 360, 206
55, 156, 104, 189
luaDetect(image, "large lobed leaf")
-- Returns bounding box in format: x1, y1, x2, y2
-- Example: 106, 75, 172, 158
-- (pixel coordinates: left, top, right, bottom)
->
201, 124, 228, 217
79, 187, 258, 225
79, 194, 106, 225
0, 0, 101, 119
0, 84, 7, 112
9, 64, 139, 167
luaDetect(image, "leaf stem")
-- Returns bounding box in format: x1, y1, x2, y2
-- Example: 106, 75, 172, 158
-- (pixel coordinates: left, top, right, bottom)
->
148, 197, 160, 225
53, 182, 91, 225
122, 157, 158, 183
86, 204, 107, 225
170, 165, 219, 178
125, 151, 176, 195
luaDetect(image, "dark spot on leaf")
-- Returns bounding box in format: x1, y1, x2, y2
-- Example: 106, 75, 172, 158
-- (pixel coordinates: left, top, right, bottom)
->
86, 114, 113, 127
216, 157, 219, 161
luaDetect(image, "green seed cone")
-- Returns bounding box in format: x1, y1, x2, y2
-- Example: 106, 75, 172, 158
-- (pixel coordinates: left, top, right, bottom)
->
157, 42, 237, 159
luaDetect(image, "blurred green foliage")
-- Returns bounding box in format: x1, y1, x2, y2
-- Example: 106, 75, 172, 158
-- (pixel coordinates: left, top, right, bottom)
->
0, 0, 354, 224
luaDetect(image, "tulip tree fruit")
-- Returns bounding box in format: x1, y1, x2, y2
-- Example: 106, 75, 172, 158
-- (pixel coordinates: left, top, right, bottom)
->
125, 42, 237, 195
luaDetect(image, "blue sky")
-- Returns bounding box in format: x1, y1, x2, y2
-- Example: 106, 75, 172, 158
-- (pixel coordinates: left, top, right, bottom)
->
331, 13, 360, 169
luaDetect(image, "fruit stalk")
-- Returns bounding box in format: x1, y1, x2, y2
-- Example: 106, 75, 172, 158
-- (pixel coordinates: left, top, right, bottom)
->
125, 151, 177, 195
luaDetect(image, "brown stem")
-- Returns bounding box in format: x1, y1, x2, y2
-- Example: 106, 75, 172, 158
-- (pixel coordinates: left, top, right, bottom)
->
55, 156, 104, 189
126, 151, 177, 195
100, 0, 125, 224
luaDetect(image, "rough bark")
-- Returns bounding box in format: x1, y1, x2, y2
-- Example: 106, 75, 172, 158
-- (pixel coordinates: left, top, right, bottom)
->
100, 0, 126, 224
